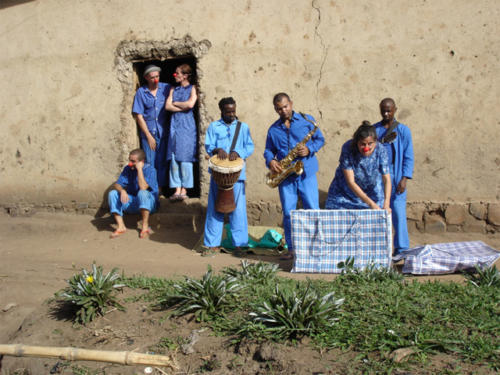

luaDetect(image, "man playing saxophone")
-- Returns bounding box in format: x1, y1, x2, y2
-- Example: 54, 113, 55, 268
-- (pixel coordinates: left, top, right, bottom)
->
264, 93, 325, 260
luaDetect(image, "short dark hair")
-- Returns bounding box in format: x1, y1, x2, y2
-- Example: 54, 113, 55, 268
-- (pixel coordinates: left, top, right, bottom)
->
273, 92, 291, 105
380, 97, 396, 107
351, 121, 377, 154
218, 97, 236, 111
129, 148, 146, 161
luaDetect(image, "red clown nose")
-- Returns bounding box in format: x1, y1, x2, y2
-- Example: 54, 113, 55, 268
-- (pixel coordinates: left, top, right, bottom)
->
153, 78, 159, 84
362, 147, 370, 153
128, 162, 134, 167
173, 73, 177, 77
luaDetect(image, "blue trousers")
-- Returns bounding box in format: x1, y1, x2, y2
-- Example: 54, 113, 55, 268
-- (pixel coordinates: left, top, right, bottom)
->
108, 189, 156, 216
141, 135, 167, 188
278, 174, 319, 251
169, 153, 194, 189
203, 179, 248, 247
391, 177, 410, 253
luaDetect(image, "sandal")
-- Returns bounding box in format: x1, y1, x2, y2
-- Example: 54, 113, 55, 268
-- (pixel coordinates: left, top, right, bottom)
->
178, 194, 188, 201
200, 247, 219, 257
110, 229, 126, 239
169, 194, 180, 202
139, 227, 152, 239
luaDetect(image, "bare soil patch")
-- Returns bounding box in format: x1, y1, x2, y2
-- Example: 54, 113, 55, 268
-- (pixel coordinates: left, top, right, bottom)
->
0, 212, 499, 374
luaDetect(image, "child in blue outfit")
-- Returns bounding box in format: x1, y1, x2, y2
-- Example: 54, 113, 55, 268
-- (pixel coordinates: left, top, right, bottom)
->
165, 64, 198, 201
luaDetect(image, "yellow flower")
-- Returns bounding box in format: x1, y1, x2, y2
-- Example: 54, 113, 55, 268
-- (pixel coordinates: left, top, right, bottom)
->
86, 275, 94, 283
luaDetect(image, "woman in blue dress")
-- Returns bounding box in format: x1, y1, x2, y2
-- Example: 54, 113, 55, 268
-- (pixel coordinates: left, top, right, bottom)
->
325, 122, 392, 211
165, 64, 198, 201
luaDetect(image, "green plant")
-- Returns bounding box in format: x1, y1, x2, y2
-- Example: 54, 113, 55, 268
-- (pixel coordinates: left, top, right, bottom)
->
337, 256, 404, 282
247, 282, 344, 339
57, 263, 125, 324
160, 266, 242, 321
223, 260, 279, 283
464, 264, 500, 287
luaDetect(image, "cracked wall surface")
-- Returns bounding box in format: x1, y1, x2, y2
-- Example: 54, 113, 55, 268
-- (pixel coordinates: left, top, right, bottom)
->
0, 0, 499, 212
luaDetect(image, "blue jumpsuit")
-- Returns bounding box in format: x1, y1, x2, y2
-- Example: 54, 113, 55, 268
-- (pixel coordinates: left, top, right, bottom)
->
203, 119, 254, 247
374, 121, 414, 253
264, 112, 325, 251
132, 82, 170, 187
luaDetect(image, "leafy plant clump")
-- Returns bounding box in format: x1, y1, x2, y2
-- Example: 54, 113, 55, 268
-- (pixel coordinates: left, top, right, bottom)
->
57, 263, 125, 324
246, 282, 344, 340
463, 264, 500, 287
337, 256, 404, 282
160, 266, 243, 321
222, 260, 279, 283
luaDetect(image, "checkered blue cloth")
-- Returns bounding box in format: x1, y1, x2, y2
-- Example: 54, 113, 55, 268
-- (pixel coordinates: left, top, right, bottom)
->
400, 241, 500, 275
291, 209, 393, 273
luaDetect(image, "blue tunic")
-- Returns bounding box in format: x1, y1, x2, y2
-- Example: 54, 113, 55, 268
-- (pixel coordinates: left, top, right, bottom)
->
325, 140, 390, 209
166, 85, 197, 162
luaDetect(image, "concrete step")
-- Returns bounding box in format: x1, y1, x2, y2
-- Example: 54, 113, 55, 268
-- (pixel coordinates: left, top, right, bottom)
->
157, 197, 206, 215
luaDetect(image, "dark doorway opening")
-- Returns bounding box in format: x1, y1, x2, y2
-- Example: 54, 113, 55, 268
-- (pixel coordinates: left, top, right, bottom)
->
132, 56, 200, 198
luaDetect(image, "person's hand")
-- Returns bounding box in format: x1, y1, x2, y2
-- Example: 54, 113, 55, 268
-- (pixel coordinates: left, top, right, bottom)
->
397, 177, 407, 194
296, 144, 310, 157
120, 190, 129, 204
136, 160, 144, 171
216, 148, 228, 160
369, 202, 381, 210
383, 203, 392, 213
229, 151, 239, 161
147, 135, 157, 151
269, 159, 283, 174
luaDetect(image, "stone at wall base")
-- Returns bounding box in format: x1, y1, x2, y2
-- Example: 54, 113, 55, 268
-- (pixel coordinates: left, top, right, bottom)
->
424, 213, 446, 233
445, 204, 466, 225
469, 203, 487, 220
487, 203, 500, 226
407, 203, 426, 221
447, 224, 462, 233
463, 216, 486, 233
407, 221, 420, 234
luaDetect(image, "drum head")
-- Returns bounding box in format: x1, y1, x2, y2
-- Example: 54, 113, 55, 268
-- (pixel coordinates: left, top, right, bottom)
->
208, 155, 244, 173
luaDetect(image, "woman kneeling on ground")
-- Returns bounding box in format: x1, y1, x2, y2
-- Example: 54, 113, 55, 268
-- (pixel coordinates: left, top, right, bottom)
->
325, 121, 392, 211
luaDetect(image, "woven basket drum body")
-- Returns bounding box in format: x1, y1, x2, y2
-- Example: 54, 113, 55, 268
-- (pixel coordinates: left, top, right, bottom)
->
208, 155, 244, 213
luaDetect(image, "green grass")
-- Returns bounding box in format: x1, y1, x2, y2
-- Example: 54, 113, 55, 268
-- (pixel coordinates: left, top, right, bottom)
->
125, 262, 500, 373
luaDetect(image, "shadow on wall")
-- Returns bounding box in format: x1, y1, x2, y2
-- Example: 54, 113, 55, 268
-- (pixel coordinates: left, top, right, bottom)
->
0, 0, 35, 10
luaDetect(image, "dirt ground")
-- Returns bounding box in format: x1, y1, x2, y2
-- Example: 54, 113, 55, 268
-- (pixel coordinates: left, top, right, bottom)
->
0, 211, 499, 374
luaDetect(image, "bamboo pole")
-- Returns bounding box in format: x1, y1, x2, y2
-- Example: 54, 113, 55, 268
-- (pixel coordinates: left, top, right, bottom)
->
0, 344, 178, 369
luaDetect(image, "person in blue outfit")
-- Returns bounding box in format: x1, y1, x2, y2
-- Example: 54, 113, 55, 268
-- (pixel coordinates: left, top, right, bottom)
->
108, 149, 159, 239
264, 93, 325, 260
132, 65, 169, 189
203, 97, 254, 254
374, 98, 414, 256
165, 64, 198, 201
325, 121, 392, 211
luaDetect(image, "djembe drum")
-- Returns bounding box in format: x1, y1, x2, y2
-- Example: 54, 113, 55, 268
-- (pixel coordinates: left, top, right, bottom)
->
208, 155, 244, 213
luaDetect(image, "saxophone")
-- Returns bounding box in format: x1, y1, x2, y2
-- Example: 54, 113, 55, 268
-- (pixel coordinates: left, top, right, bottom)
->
266, 120, 319, 188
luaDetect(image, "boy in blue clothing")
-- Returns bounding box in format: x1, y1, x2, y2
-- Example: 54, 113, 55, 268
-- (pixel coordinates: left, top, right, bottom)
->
108, 149, 158, 239
374, 98, 414, 256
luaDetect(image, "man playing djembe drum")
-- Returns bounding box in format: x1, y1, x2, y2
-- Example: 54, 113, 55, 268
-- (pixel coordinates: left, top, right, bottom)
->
203, 97, 255, 254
